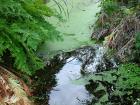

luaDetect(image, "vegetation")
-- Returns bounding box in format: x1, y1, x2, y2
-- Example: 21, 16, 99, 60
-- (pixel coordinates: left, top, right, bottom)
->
0, 0, 61, 75
92, 0, 140, 61
95, 0, 139, 29
87, 0, 140, 104
1, 0, 140, 104
86, 63, 140, 105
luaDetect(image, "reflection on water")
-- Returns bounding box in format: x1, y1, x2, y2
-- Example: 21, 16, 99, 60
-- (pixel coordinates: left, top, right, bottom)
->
49, 58, 93, 105
34, 46, 117, 105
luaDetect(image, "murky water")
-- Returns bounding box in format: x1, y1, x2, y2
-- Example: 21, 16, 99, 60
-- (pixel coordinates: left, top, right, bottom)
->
34, 46, 117, 105
48, 46, 110, 105
48, 57, 93, 105
47, 46, 104, 105
34, 1, 112, 105
38, 0, 100, 57
33, 1, 140, 105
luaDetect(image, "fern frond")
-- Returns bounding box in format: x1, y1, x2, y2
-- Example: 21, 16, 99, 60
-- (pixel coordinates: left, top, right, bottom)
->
0, 0, 61, 75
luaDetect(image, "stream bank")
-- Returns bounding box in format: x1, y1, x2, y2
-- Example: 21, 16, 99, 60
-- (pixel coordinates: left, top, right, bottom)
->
1, 0, 140, 105
88, 0, 140, 104
33, 1, 140, 105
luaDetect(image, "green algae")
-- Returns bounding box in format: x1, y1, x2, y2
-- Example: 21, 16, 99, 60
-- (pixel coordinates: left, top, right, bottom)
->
38, 0, 100, 58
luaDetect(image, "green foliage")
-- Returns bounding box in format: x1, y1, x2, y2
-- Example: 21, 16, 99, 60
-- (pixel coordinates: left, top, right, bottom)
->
85, 63, 140, 104
101, 0, 121, 15
95, 0, 139, 30
90, 0, 140, 103
116, 64, 140, 90
0, 0, 61, 75
101, 0, 120, 15
94, 0, 124, 30
126, 0, 140, 8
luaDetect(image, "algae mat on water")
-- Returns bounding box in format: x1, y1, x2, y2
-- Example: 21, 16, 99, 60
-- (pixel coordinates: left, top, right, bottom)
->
38, 0, 100, 57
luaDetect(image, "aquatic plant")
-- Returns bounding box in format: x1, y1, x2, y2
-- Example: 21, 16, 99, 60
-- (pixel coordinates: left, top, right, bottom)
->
51, 0, 70, 20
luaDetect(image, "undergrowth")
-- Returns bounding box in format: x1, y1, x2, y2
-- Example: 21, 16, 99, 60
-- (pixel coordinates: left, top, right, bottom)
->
86, 63, 140, 105
0, 0, 61, 75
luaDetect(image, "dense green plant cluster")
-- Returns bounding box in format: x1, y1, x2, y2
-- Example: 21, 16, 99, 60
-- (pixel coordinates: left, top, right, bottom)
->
100, 0, 120, 15
0, 0, 61, 75
89, 0, 140, 104
95, 0, 140, 30
94, 0, 123, 30
116, 64, 140, 90
86, 63, 140, 105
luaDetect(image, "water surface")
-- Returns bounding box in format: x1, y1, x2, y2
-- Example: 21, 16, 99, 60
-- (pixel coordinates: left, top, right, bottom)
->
38, 0, 100, 57
36, 1, 103, 104
49, 57, 93, 105
34, 45, 117, 105
46, 45, 116, 105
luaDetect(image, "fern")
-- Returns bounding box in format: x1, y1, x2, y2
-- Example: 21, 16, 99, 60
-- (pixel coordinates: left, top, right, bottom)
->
0, 0, 61, 75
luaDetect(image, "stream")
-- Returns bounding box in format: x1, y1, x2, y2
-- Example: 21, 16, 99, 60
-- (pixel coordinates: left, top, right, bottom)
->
38, 0, 100, 58
34, 45, 117, 105
48, 57, 92, 105
34, 0, 115, 105
48, 45, 117, 105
